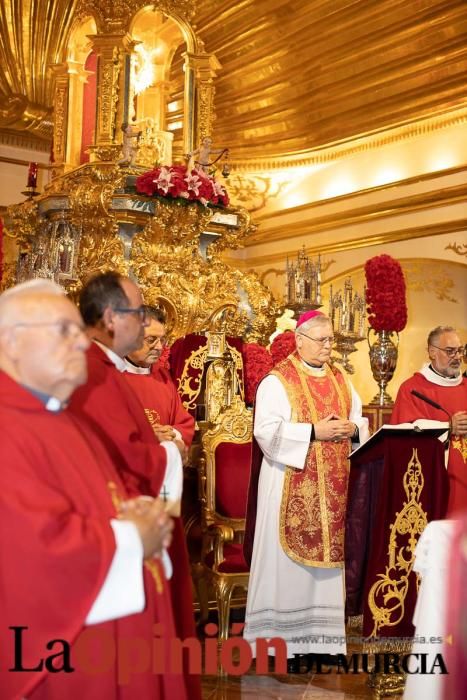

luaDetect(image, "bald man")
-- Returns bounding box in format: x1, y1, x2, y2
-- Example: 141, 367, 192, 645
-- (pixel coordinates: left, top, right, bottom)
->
0, 280, 186, 700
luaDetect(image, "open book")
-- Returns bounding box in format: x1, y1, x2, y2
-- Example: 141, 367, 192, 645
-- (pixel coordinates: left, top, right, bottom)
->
350, 419, 450, 458
382, 419, 450, 432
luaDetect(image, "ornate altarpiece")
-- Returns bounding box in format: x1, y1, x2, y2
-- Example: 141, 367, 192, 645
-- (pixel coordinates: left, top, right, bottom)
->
1, 0, 279, 615
2, 0, 278, 347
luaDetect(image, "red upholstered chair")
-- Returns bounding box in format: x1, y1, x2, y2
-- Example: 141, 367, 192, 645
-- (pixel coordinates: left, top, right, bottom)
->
199, 396, 252, 641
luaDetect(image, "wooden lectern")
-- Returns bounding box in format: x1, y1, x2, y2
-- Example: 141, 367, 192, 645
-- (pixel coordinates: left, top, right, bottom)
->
345, 424, 449, 697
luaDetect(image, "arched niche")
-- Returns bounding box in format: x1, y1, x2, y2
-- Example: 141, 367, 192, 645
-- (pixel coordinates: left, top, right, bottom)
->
65, 16, 98, 167
128, 8, 188, 164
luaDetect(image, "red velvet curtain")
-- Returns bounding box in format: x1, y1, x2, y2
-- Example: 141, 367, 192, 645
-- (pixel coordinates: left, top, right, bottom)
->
215, 441, 252, 519
345, 432, 449, 640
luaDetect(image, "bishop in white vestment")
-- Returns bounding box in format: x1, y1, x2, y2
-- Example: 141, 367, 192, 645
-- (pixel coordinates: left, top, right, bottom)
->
243, 311, 369, 660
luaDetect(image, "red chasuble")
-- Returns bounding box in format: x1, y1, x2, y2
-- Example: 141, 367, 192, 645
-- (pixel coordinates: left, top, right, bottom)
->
272, 354, 352, 566
69, 343, 167, 497
125, 365, 195, 446
391, 372, 467, 515
123, 367, 200, 700
0, 372, 186, 700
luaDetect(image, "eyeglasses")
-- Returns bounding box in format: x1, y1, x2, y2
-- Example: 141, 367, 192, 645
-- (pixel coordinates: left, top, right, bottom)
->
113, 306, 146, 322
144, 334, 167, 348
430, 344, 464, 358
298, 332, 335, 346
11, 320, 86, 340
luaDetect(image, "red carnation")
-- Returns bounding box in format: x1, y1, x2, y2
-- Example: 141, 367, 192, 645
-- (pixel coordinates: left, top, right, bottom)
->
364, 254, 407, 332
242, 343, 273, 405
156, 345, 171, 371
270, 331, 296, 365
135, 165, 229, 207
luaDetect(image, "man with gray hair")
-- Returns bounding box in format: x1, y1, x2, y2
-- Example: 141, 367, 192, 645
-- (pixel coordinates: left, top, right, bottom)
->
391, 325, 467, 515
0, 280, 186, 699
243, 309, 369, 671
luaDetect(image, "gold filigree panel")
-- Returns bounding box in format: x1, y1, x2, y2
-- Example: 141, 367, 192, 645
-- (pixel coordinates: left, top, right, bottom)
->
227, 173, 291, 213
446, 241, 467, 258
367, 448, 427, 637
402, 261, 458, 303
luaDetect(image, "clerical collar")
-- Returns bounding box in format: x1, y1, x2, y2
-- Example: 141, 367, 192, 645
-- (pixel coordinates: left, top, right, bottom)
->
93, 340, 127, 372
123, 357, 151, 375
21, 385, 63, 412
299, 357, 326, 376
420, 362, 462, 388
303, 360, 324, 369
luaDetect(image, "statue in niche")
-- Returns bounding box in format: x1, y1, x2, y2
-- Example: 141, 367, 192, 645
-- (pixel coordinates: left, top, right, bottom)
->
118, 122, 142, 166
205, 359, 234, 422
136, 118, 169, 167
186, 136, 229, 174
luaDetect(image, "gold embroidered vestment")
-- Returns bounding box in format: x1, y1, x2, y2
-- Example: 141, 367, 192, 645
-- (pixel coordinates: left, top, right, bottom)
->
273, 354, 351, 567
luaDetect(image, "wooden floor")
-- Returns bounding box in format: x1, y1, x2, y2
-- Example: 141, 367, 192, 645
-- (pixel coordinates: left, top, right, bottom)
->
197, 613, 403, 699
201, 669, 384, 699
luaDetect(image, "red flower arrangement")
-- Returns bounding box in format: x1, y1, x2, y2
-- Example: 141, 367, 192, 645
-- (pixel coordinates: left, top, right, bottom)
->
242, 343, 273, 405
135, 165, 229, 207
155, 345, 171, 371
270, 331, 296, 366
364, 254, 407, 332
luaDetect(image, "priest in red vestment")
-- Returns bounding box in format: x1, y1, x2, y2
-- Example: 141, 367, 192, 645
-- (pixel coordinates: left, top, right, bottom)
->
124, 305, 198, 698
391, 325, 467, 515
0, 280, 186, 700
69, 273, 200, 700
124, 305, 195, 448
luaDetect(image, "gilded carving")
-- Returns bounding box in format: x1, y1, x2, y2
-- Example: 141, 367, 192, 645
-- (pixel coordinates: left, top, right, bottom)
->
76, 0, 195, 33
53, 85, 68, 161
98, 48, 120, 139
177, 345, 209, 413
198, 82, 215, 143
402, 262, 457, 303
446, 241, 467, 257
88, 145, 123, 163
205, 359, 235, 422
227, 174, 291, 213
367, 448, 427, 637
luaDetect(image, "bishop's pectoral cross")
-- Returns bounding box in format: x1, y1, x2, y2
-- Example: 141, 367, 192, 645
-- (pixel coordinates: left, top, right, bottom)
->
160, 485, 169, 503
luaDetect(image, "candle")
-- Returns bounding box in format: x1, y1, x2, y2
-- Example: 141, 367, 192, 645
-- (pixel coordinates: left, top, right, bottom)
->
27, 162, 38, 189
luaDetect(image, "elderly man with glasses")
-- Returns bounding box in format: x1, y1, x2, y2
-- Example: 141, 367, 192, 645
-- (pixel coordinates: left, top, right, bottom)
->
124, 305, 194, 447
243, 309, 369, 672
0, 279, 186, 699
391, 325, 467, 515
123, 305, 197, 692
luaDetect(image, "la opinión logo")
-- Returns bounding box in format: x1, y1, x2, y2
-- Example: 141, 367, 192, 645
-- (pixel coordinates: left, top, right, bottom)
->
5, 625, 448, 685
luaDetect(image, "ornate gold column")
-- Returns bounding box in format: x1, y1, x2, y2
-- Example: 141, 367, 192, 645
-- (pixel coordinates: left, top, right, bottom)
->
66, 60, 96, 168
183, 50, 221, 152
50, 64, 70, 179
87, 33, 138, 163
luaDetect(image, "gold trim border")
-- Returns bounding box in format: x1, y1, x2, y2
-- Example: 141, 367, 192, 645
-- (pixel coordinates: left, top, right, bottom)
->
230, 105, 467, 172
229, 219, 467, 270
248, 182, 467, 246
255, 165, 467, 225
